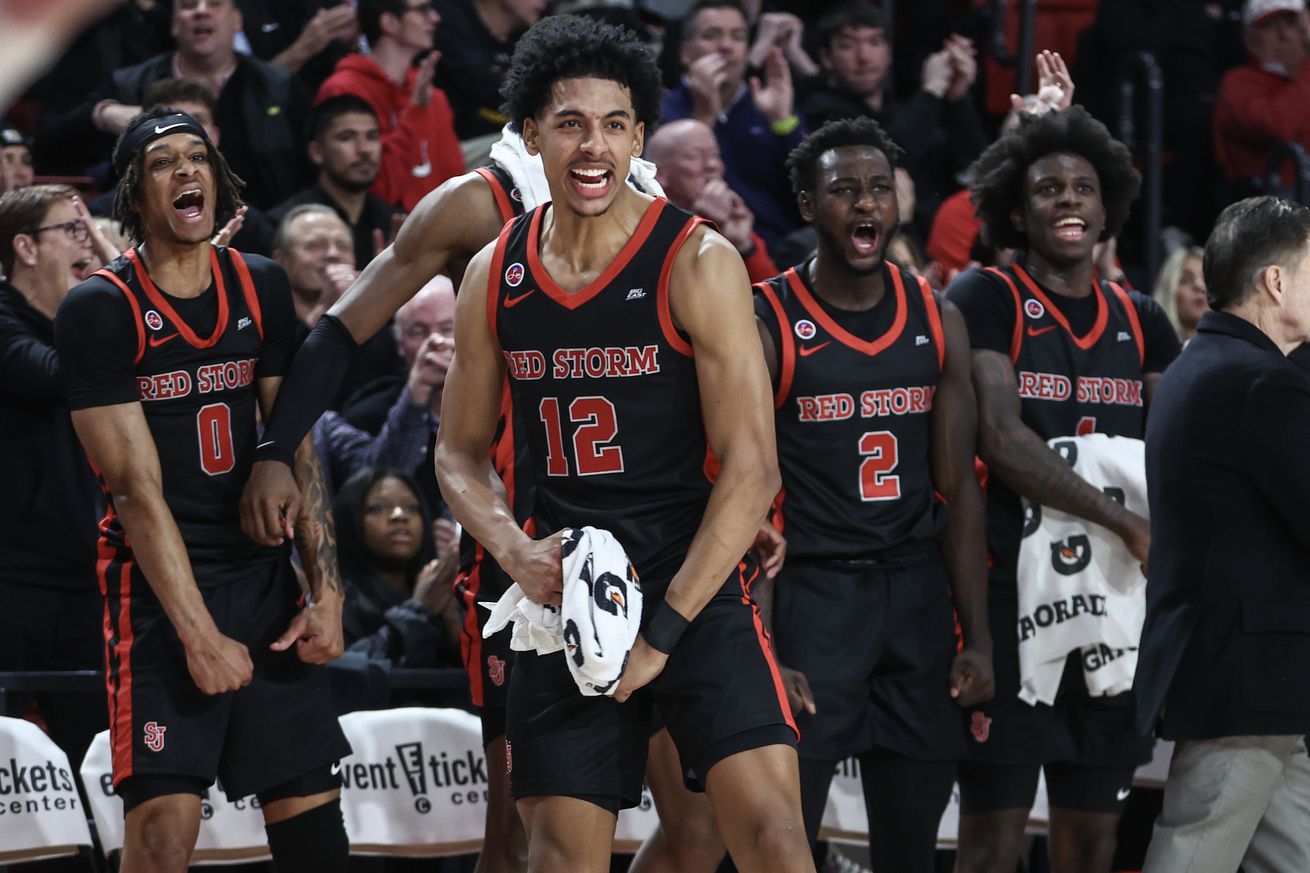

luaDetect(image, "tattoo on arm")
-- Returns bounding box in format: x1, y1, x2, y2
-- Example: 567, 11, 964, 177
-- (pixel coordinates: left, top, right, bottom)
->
292, 437, 341, 597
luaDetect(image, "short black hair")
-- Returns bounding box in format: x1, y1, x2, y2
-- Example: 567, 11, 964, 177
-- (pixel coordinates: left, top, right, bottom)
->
501, 15, 663, 133
112, 106, 244, 244
787, 117, 903, 195
681, 0, 749, 40
357, 0, 407, 46
1203, 196, 1310, 309
969, 106, 1140, 250
142, 78, 215, 115
309, 94, 379, 143
815, 2, 887, 52
333, 467, 436, 589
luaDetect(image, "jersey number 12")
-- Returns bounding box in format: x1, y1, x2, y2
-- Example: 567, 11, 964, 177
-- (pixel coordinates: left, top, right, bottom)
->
539, 396, 624, 476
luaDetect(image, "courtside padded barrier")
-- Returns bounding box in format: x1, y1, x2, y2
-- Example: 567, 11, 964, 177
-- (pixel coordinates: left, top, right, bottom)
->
0, 716, 93, 864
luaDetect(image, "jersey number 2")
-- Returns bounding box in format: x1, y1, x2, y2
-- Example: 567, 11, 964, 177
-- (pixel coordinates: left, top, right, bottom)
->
539, 396, 624, 476
858, 430, 900, 501
197, 403, 235, 476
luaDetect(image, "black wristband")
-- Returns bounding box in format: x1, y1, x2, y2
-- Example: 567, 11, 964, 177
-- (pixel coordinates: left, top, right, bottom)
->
642, 600, 690, 654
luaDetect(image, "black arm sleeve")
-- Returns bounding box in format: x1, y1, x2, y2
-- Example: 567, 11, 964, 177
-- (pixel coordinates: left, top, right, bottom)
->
1132, 291, 1183, 373
54, 279, 142, 410
945, 267, 1017, 356
255, 313, 361, 466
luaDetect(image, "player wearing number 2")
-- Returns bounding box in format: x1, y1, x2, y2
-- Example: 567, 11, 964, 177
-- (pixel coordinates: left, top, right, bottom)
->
436, 16, 814, 873
754, 118, 993, 873
55, 109, 351, 873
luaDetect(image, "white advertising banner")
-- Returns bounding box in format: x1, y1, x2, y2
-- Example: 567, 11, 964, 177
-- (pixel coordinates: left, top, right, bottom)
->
81, 730, 272, 863
0, 716, 92, 863
614, 784, 659, 851
337, 707, 487, 857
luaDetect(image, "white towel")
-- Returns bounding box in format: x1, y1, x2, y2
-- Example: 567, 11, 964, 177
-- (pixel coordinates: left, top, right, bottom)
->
487, 125, 666, 212
1015, 434, 1148, 705
482, 526, 643, 697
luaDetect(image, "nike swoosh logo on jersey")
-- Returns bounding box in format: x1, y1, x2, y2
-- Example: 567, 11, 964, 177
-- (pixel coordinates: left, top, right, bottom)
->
148, 333, 180, 348
799, 341, 831, 357
1116, 787, 1131, 801
153, 122, 187, 135
1026, 324, 1058, 338
504, 290, 535, 308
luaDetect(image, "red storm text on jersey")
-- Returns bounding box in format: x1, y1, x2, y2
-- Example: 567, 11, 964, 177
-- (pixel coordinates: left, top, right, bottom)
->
488, 198, 712, 591
756, 262, 946, 560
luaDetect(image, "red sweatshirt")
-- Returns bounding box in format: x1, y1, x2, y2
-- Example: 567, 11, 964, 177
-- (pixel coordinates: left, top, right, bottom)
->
1213, 59, 1310, 181
317, 54, 466, 211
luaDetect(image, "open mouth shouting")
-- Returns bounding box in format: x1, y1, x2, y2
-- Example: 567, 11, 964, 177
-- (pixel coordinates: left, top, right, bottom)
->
173, 187, 206, 223
71, 257, 93, 283
568, 166, 615, 199
851, 220, 882, 256
1053, 215, 1089, 242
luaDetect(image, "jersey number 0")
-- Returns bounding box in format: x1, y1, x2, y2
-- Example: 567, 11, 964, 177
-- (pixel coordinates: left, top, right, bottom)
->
196, 403, 235, 476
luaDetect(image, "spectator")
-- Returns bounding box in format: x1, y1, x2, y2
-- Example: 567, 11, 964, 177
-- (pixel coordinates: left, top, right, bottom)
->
0, 184, 107, 770
645, 118, 779, 280
333, 467, 462, 666
236, 0, 358, 91
87, 78, 277, 256
1153, 245, 1209, 343
41, 0, 311, 210
660, 0, 806, 249
273, 204, 404, 404
1213, 0, 1310, 189
342, 276, 454, 518
0, 127, 34, 194
799, 2, 987, 236
270, 95, 403, 271
433, 0, 548, 141
317, 0, 466, 211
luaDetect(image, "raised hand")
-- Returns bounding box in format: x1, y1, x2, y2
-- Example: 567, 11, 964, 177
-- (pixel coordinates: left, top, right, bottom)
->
749, 46, 794, 125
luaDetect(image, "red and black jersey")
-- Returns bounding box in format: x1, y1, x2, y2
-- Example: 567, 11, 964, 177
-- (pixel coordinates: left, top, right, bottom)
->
755, 260, 946, 560
947, 262, 1179, 586
473, 163, 526, 223
56, 247, 299, 579
489, 198, 712, 590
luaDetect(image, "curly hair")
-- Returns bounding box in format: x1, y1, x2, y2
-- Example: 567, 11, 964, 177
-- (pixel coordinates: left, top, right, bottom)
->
969, 106, 1140, 250
500, 14, 663, 134
112, 106, 244, 244
786, 117, 904, 195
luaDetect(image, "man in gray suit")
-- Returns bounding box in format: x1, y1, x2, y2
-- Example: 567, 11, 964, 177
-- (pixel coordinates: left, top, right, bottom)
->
1136, 194, 1310, 873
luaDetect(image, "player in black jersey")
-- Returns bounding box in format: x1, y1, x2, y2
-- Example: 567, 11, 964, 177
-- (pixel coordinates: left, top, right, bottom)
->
753, 118, 993, 873
945, 107, 1181, 873
53, 110, 351, 873
240, 99, 729, 873
436, 15, 812, 873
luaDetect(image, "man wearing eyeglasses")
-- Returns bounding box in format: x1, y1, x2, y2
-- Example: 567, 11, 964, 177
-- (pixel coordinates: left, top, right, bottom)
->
0, 184, 110, 778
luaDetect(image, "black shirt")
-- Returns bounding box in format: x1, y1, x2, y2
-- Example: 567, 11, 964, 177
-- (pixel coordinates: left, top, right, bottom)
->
0, 282, 103, 589
56, 248, 299, 578
433, 0, 519, 139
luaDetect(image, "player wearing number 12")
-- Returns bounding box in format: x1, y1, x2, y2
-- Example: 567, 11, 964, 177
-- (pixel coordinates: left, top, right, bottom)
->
754, 118, 993, 873
54, 109, 350, 873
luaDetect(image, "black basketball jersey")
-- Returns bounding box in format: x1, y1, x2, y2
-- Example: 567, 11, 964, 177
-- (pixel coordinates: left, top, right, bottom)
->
978, 263, 1147, 582
82, 247, 290, 574
474, 164, 527, 223
490, 198, 712, 590
755, 261, 946, 560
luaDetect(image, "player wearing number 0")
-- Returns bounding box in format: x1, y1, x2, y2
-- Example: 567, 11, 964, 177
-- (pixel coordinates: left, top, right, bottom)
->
435, 15, 814, 873
944, 107, 1180, 873
54, 109, 351, 873
753, 118, 994, 873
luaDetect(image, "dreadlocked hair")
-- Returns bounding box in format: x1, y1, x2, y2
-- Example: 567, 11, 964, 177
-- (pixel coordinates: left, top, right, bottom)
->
112, 106, 245, 244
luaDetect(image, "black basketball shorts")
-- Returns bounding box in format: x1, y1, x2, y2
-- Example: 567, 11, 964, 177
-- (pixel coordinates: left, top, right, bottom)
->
504, 559, 798, 812
100, 556, 352, 801
772, 550, 966, 762
456, 550, 517, 746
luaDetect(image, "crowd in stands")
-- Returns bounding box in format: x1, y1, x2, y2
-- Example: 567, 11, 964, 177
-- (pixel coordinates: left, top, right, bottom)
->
2, 0, 1310, 868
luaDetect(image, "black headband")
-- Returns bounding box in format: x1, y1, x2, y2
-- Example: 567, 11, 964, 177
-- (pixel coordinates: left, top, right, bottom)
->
112, 113, 212, 177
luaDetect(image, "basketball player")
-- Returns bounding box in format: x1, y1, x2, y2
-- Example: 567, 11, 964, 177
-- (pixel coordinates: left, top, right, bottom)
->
435, 15, 814, 873
239, 71, 728, 873
53, 109, 351, 873
754, 117, 993, 873
945, 106, 1180, 873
